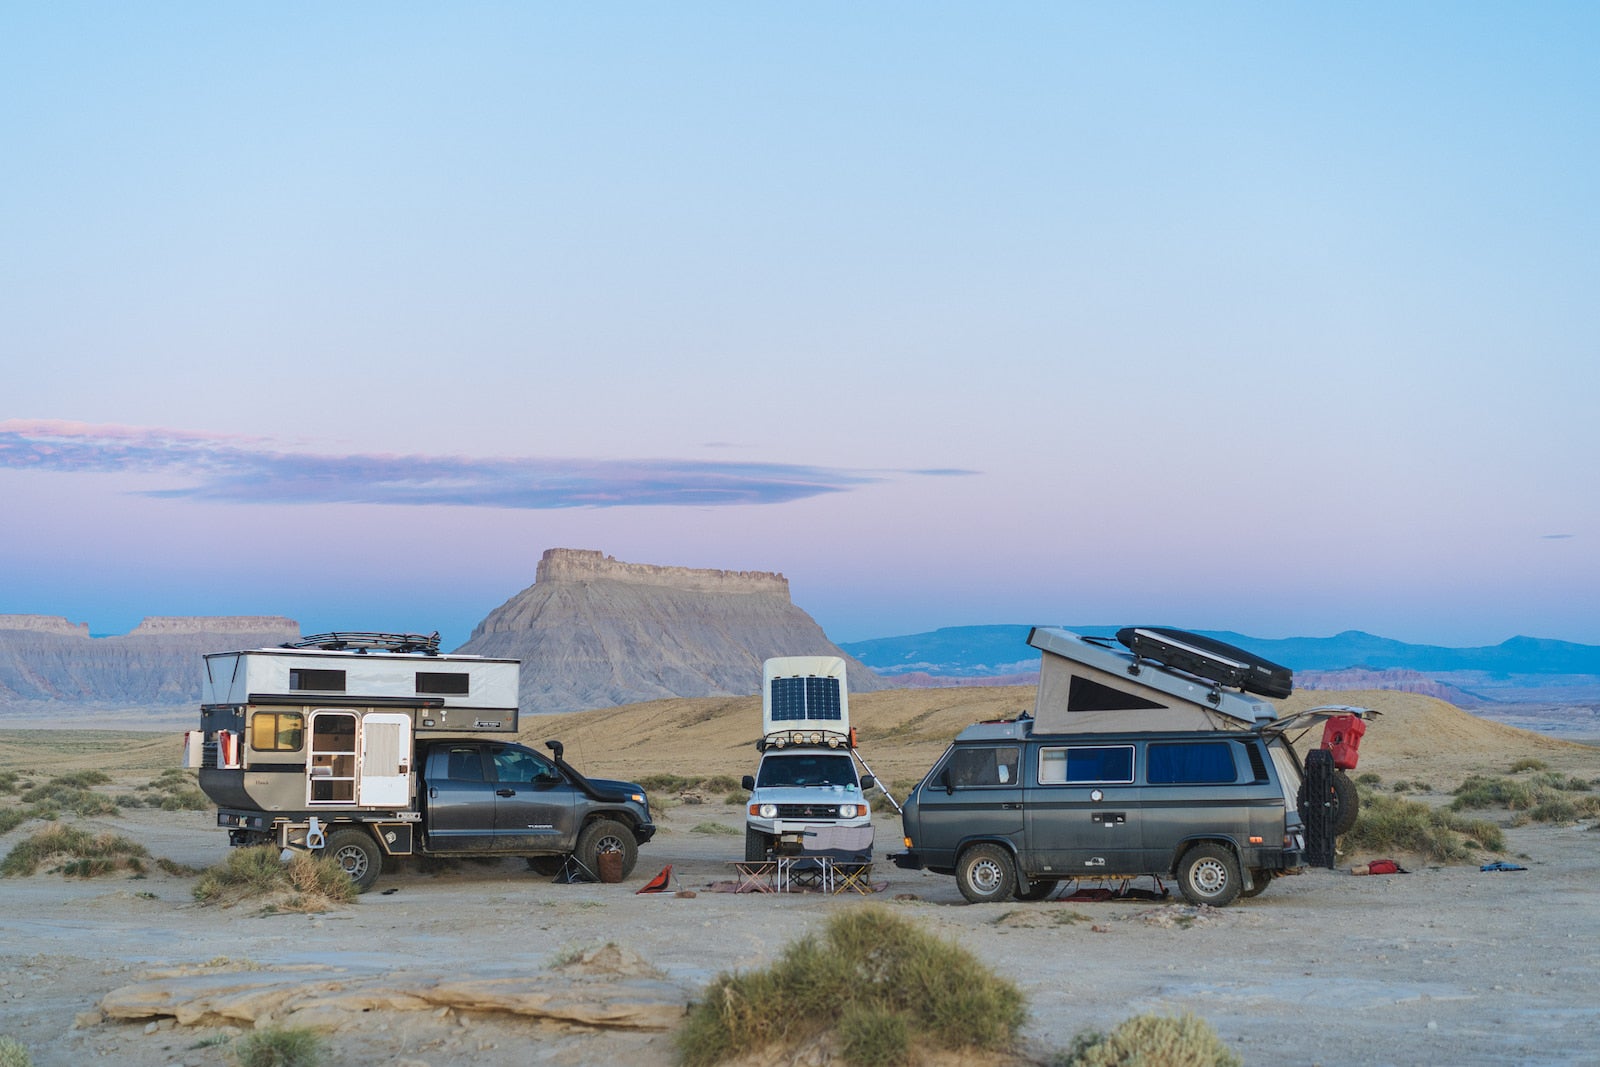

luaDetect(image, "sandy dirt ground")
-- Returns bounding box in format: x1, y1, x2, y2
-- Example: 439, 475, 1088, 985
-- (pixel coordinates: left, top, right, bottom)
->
3, 691, 1600, 1066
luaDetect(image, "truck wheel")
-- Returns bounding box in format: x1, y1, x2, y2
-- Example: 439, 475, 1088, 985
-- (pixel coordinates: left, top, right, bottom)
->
745, 826, 772, 862
1015, 878, 1058, 902
577, 818, 638, 880
322, 829, 382, 893
956, 843, 1016, 904
1177, 843, 1241, 907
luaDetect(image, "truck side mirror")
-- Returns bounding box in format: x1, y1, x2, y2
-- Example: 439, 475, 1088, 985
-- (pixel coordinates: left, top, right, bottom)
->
741, 775, 755, 791
860, 775, 875, 790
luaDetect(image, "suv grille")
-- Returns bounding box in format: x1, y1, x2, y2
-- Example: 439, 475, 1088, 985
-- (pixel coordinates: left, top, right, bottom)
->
774, 803, 844, 818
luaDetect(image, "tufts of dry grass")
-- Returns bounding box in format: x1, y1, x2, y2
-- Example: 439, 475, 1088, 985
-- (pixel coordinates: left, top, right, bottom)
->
192, 846, 356, 913
0, 824, 151, 877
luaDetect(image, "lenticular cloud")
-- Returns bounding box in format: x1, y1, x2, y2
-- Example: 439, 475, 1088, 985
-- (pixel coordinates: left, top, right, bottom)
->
0, 419, 886, 509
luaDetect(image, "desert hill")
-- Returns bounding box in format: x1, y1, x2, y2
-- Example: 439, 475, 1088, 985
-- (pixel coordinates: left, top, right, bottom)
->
521, 685, 1593, 792
457, 548, 887, 714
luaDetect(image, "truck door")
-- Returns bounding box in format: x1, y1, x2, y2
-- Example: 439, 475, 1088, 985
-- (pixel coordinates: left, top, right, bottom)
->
357, 712, 412, 807
423, 744, 499, 851
485, 743, 580, 850
1024, 743, 1141, 877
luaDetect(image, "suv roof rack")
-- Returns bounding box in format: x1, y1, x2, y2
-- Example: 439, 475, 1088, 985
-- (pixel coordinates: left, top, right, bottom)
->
283, 632, 442, 655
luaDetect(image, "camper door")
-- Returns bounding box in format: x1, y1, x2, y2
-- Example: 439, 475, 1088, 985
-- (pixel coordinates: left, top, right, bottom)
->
358, 712, 413, 807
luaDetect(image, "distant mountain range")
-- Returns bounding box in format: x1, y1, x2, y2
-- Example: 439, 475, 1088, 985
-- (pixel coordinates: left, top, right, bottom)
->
839, 625, 1600, 706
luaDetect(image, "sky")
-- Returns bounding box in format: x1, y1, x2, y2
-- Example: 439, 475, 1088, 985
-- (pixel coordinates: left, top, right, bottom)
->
3, 4, 1597, 651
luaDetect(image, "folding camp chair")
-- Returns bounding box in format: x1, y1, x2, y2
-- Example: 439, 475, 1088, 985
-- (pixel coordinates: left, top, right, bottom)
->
799, 824, 874, 894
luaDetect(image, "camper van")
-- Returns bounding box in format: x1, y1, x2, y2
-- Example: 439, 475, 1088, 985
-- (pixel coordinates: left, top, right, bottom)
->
741, 656, 875, 862
892, 627, 1372, 906
189, 633, 655, 891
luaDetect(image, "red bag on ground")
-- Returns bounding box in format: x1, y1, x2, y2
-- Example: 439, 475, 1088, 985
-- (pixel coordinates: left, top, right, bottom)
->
1367, 859, 1400, 875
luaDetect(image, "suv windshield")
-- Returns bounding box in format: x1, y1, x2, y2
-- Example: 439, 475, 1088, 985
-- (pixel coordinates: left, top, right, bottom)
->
757, 753, 857, 788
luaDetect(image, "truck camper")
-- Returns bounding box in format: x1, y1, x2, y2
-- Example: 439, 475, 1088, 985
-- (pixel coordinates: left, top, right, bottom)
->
893, 626, 1374, 906
189, 632, 655, 891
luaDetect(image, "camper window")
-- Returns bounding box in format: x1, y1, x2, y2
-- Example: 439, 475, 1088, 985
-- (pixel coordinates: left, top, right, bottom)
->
417, 671, 470, 695
1067, 676, 1165, 712
290, 669, 346, 692
250, 711, 305, 752
1147, 741, 1238, 784
1038, 745, 1136, 785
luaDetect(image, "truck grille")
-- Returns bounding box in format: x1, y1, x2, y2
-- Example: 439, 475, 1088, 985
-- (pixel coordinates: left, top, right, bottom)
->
774, 803, 844, 819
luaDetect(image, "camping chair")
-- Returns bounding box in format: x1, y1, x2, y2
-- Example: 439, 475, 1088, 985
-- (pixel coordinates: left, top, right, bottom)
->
797, 824, 874, 894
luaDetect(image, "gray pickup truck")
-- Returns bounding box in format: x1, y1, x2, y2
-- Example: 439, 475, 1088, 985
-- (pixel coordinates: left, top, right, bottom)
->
192, 635, 654, 891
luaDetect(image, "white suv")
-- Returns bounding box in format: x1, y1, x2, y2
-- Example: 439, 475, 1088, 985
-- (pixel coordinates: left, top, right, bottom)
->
742, 748, 873, 861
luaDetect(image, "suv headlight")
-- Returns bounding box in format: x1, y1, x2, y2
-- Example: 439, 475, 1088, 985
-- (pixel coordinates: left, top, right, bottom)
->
758, 803, 778, 819
838, 803, 861, 818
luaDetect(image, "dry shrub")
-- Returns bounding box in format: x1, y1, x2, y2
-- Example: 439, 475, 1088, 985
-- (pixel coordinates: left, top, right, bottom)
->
1343, 794, 1503, 861
1058, 1012, 1241, 1067
193, 846, 355, 911
1452, 774, 1600, 820
0, 824, 150, 877
0, 1035, 32, 1067
676, 905, 1026, 1067
232, 1025, 325, 1067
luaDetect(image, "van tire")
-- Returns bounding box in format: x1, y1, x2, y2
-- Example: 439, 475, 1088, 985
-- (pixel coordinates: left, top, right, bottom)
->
322, 828, 382, 893
577, 818, 638, 880
956, 844, 1017, 904
745, 827, 772, 862
1240, 869, 1273, 898
1177, 843, 1241, 907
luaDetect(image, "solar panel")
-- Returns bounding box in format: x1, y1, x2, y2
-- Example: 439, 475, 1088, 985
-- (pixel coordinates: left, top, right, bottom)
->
768, 676, 842, 721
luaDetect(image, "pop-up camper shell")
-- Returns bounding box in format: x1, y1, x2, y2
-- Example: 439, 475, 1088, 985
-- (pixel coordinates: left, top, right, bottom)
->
759, 655, 851, 749
189, 643, 520, 817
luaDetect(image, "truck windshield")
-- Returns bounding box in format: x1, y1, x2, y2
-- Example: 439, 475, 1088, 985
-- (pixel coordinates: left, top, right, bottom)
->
757, 753, 857, 788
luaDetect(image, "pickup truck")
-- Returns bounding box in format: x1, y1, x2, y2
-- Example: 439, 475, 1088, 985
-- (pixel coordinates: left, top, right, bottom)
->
191, 635, 654, 892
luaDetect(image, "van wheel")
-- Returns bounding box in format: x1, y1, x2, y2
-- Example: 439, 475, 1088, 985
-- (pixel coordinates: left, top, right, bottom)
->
1178, 843, 1241, 907
956, 844, 1016, 904
1015, 879, 1058, 902
322, 829, 382, 893
1240, 869, 1273, 898
577, 818, 638, 880
745, 827, 772, 862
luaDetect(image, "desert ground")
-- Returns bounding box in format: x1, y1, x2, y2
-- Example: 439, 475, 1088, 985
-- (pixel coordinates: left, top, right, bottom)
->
3, 688, 1599, 1066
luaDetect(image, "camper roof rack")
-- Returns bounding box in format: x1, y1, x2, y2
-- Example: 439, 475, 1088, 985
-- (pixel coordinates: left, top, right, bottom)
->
284, 632, 442, 655
757, 728, 852, 752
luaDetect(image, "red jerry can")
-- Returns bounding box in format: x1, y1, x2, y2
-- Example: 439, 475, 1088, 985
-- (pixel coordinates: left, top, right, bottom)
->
1319, 713, 1367, 770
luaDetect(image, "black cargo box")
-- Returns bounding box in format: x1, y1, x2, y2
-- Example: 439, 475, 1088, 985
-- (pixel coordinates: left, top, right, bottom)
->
1115, 627, 1293, 699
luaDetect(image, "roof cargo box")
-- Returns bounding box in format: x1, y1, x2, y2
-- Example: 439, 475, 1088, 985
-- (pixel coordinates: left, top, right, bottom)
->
1115, 627, 1293, 699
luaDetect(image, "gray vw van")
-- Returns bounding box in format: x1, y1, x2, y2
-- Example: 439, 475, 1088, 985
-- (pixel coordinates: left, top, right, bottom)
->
891, 627, 1372, 906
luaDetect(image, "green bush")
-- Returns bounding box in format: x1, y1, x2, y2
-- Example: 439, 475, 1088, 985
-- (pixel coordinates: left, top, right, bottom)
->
1343, 794, 1503, 861
690, 822, 739, 835
0, 1035, 32, 1067
676, 906, 1026, 1066
0, 824, 151, 877
193, 847, 356, 911
722, 791, 747, 806
0, 810, 29, 836
1451, 774, 1600, 820
0, 772, 29, 796
1507, 758, 1548, 773
233, 1026, 325, 1067
1057, 1013, 1241, 1067
1356, 772, 1382, 787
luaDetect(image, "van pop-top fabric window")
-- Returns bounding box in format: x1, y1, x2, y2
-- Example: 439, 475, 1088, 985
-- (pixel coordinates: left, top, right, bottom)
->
770, 676, 842, 721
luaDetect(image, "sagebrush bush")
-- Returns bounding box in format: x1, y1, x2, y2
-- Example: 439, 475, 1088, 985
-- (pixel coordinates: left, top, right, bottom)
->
1451, 774, 1600, 820
1058, 1013, 1242, 1067
1343, 793, 1503, 861
0, 824, 150, 877
233, 1026, 325, 1067
1508, 758, 1548, 773
676, 906, 1026, 1066
193, 846, 355, 911
0, 1035, 32, 1067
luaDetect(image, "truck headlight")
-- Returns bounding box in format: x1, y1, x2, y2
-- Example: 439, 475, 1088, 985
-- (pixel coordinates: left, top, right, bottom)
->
838, 803, 860, 818
758, 803, 778, 819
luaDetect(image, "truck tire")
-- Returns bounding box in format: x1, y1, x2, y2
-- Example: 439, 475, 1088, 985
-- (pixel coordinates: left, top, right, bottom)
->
1177, 842, 1241, 907
322, 828, 382, 893
576, 818, 638, 880
745, 826, 772, 863
956, 843, 1017, 904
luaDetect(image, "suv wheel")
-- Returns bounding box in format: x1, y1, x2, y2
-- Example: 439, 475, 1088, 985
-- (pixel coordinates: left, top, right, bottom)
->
956, 843, 1016, 904
577, 818, 638, 880
1178, 843, 1241, 907
745, 826, 772, 863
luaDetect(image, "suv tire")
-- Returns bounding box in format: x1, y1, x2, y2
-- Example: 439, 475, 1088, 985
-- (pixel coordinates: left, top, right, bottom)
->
956, 843, 1017, 904
745, 826, 772, 863
1177, 843, 1242, 907
576, 818, 638, 880
322, 828, 382, 893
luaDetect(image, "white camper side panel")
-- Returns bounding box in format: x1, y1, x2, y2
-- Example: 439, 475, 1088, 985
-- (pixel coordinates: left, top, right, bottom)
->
201, 650, 519, 712
762, 656, 850, 738
358, 712, 413, 807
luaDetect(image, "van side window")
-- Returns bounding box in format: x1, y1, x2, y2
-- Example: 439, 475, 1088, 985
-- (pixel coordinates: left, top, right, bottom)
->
1038, 745, 1136, 784
1067, 676, 1164, 712
944, 746, 1020, 787
1147, 741, 1238, 784
250, 711, 304, 751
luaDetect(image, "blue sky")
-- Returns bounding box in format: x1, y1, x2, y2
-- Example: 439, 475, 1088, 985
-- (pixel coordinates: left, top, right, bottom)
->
3, 4, 1597, 649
